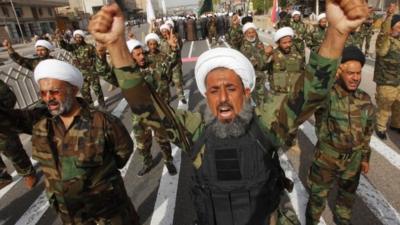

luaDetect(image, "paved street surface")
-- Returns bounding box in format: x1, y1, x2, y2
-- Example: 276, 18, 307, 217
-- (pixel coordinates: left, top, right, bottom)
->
0, 24, 400, 225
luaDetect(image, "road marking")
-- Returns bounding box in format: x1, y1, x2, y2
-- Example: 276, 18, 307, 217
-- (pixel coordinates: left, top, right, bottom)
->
206, 38, 211, 50
279, 152, 327, 225
369, 136, 400, 170
222, 39, 231, 48
300, 121, 400, 225
150, 89, 189, 225
0, 159, 38, 200
188, 41, 194, 58
181, 57, 198, 63
12, 98, 130, 225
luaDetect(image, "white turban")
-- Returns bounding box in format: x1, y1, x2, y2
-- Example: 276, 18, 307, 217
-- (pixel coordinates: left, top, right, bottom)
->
160, 24, 170, 31
242, 22, 257, 34
195, 48, 255, 97
126, 39, 143, 53
145, 33, 160, 44
317, 13, 326, 21
35, 40, 54, 51
292, 10, 301, 17
73, 29, 85, 38
34, 59, 83, 89
165, 20, 174, 28
274, 27, 294, 42
229, 12, 233, 16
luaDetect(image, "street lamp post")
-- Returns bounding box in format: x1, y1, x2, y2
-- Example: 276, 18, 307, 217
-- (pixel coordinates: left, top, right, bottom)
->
9, 0, 25, 43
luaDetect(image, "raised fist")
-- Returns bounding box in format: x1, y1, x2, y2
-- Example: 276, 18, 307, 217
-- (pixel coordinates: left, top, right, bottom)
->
89, 3, 125, 46
326, 0, 368, 34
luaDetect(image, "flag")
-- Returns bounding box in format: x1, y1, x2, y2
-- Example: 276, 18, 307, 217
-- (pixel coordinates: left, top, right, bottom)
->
199, 0, 213, 16
146, 0, 155, 24
271, 0, 279, 24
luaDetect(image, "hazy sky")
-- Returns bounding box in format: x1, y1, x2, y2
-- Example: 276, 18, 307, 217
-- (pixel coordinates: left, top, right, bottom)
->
161, 0, 198, 7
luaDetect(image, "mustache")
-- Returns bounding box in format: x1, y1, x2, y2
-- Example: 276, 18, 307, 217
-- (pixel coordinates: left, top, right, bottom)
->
217, 102, 233, 109
47, 99, 59, 106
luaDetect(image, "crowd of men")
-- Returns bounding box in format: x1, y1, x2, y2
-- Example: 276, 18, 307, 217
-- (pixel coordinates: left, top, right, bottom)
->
0, 0, 399, 224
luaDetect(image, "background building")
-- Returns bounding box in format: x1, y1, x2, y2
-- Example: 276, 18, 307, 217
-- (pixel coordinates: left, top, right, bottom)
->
0, 0, 68, 43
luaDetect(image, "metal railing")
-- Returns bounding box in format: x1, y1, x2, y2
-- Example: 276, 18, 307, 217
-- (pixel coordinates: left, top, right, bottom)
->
0, 50, 72, 109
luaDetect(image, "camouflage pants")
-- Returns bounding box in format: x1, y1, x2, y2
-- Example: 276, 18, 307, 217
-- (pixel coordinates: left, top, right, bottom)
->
132, 115, 173, 166
208, 30, 217, 45
306, 148, 362, 225
0, 133, 35, 182
252, 71, 267, 105
375, 85, 400, 131
81, 73, 105, 107
171, 64, 185, 100
362, 34, 372, 54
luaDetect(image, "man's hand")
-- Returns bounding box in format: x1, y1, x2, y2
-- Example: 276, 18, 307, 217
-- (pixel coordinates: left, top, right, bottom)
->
167, 32, 178, 49
89, 3, 125, 46
361, 161, 369, 174
319, 0, 368, 59
264, 45, 273, 56
89, 3, 132, 68
2, 39, 11, 49
326, 0, 368, 34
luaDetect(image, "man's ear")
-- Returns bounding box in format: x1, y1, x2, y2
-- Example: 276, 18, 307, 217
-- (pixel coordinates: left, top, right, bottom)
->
244, 88, 251, 98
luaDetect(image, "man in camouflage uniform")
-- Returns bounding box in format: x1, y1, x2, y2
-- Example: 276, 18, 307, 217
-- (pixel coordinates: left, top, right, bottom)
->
225, 14, 243, 50
360, 6, 376, 55
269, 27, 305, 146
159, 23, 187, 104
94, 43, 119, 88
345, 30, 363, 48
240, 22, 269, 105
0, 59, 139, 225
306, 46, 375, 225
207, 14, 218, 46
3, 39, 54, 70
89, 1, 367, 223
0, 80, 37, 189
127, 38, 178, 176
289, 11, 307, 55
306, 13, 327, 53
373, 14, 400, 139
56, 29, 105, 108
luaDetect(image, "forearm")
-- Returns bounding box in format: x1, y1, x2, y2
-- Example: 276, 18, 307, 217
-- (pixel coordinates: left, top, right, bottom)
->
108, 37, 133, 68
318, 27, 349, 59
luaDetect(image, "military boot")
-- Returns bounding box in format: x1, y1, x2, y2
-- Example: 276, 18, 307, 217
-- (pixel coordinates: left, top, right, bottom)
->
165, 161, 177, 175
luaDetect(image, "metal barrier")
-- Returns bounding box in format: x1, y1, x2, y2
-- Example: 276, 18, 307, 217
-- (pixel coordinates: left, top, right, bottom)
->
0, 50, 73, 109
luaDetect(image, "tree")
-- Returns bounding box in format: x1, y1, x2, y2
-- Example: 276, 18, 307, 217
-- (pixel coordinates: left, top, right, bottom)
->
252, 0, 273, 14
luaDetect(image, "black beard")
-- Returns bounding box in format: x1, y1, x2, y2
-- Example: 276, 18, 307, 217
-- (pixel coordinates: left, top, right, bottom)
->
204, 100, 254, 139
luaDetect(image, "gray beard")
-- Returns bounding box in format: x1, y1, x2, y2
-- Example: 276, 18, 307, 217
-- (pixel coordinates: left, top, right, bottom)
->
204, 100, 254, 139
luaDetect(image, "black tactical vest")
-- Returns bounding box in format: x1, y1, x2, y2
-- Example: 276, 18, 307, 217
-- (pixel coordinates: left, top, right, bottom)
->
191, 118, 284, 225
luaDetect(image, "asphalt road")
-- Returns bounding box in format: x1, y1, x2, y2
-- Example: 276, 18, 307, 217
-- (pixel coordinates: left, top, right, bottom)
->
0, 25, 399, 225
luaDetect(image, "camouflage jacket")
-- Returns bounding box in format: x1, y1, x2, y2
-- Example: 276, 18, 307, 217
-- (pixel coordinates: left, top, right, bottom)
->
240, 39, 268, 72
59, 40, 96, 71
373, 32, 400, 85
93, 53, 119, 87
345, 32, 363, 48
226, 25, 243, 50
160, 34, 182, 66
113, 52, 339, 157
0, 80, 16, 109
9, 52, 53, 71
306, 26, 326, 53
144, 49, 176, 93
360, 15, 374, 38
315, 82, 375, 162
269, 46, 304, 93
0, 98, 133, 216
289, 20, 307, 52
207, 17, 217, 34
